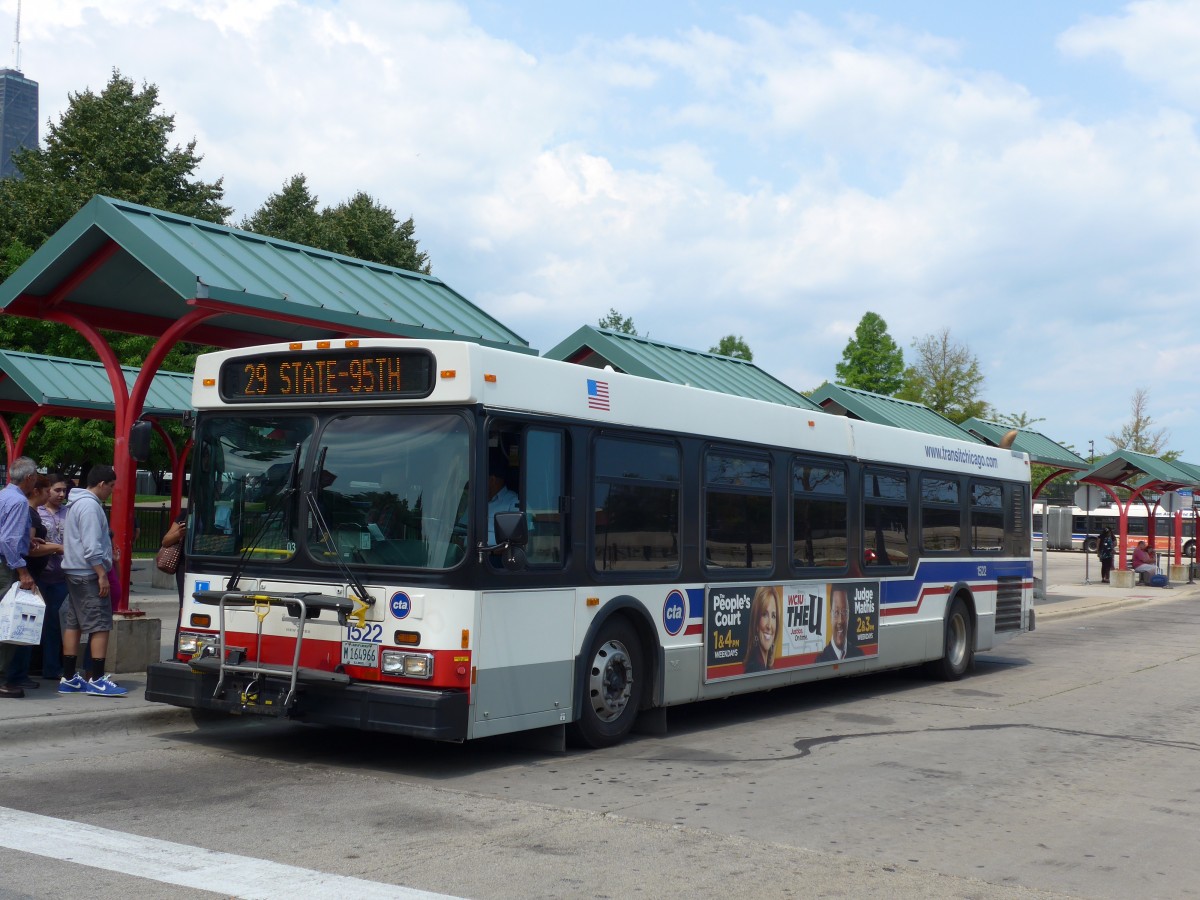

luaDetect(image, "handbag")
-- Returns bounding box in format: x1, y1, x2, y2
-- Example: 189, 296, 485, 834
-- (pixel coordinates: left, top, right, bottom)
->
155, 542, 182, 575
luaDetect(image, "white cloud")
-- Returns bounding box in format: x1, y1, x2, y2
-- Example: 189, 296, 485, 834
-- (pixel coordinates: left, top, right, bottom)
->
13, 1, 1200, 455
1060, 0, 1200, 108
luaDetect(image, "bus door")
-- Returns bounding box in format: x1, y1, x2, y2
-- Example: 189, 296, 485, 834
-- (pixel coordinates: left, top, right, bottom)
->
474, 425, 576, 738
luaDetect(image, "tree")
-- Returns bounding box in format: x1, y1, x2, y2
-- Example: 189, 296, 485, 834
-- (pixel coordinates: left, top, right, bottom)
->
320, 192, 430, 273
898, 328, 988, 423
597, 308, 637, 334
995, 411, 1045, 429
834, 312, 904, 395
241, 179, 431, 273
0, 69, 228, 475
240, 174, 326, 248
710, 335, 753, 360
0, 69, 230, 249
1107, 388, 1172, 457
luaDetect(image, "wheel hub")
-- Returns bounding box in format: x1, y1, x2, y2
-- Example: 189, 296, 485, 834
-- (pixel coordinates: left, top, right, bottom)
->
589, 639, 633, 722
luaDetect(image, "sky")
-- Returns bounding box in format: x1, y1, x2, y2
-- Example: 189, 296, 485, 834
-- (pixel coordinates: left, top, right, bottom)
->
7, 0, 1200, 462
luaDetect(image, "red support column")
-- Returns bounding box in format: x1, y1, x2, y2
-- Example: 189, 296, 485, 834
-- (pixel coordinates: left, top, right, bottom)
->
44, 310, 135, 613
0, 416, 13, 470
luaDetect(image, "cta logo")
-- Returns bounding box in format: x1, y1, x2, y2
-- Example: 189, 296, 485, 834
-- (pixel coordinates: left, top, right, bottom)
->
663, 590, 686, 636
390, 591, 412, 619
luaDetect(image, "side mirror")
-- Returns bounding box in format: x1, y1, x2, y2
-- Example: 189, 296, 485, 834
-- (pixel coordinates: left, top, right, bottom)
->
493, 511, 528, 546
129, 420, 153, 462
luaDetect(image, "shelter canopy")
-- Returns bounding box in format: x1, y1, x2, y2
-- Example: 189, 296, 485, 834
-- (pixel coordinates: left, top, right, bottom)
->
0, 350, 192, 418
0, 195, 531, 352
811, 383, 979, 442
960, 418, 1088, 470
544, 325, 820, 409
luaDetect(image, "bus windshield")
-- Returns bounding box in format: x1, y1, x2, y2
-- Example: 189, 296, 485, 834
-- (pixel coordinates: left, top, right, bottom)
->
191, 412, 471, 570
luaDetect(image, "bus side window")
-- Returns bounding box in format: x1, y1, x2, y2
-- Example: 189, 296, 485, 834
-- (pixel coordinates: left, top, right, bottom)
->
524, 428, 567, 567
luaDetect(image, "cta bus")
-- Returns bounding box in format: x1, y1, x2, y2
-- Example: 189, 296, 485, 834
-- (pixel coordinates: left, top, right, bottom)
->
1032, 503, 1196, 556
146, 339, 1035, 747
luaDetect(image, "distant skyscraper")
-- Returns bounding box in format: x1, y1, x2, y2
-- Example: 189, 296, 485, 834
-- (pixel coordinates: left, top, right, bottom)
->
0, 67, 37, 179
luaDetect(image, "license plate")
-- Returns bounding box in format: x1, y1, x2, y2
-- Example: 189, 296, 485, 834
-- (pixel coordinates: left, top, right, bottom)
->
341, 641, 379, 668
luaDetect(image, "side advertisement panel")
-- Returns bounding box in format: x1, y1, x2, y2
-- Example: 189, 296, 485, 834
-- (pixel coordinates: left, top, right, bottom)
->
705, 582, 880, 682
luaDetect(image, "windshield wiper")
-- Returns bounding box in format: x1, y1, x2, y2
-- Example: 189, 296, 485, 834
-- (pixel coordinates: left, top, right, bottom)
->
303, 446, 374, 611
226, 443, 301, 591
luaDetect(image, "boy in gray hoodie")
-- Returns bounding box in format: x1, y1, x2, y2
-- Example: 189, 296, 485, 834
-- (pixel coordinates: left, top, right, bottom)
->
59, 464, 127, 697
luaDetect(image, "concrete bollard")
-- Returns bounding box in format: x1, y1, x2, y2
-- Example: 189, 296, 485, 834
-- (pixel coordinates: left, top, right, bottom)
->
1110, 570, 1136, 588
151, 567, 176, 590
1170, 564, 1189, 583
108, 615, 162, 674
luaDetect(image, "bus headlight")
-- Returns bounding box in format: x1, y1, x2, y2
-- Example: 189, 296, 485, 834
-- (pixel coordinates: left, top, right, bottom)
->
381, 650, 433, 679
178, 632, 217, 656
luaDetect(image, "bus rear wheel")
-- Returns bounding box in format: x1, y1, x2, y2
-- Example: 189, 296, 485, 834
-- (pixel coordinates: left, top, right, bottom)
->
569, 618, 644, 749
928, 596, 973, 681
1083, 537, 1098, 554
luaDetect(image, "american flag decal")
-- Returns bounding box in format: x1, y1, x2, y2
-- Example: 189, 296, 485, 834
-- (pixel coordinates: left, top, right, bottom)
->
587, 378, 610, 411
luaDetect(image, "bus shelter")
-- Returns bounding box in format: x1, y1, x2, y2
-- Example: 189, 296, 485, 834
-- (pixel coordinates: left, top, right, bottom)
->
0, 350, 193, 518
0, 195, 531, 609
1078, 450, 1200, 579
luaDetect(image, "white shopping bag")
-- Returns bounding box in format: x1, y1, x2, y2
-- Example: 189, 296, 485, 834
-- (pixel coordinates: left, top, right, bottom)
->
0, 582, 45, 645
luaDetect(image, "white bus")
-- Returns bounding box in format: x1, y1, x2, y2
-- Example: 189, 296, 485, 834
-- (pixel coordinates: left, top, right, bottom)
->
1032, 502, 1196, 556
146, 339, 1035, 747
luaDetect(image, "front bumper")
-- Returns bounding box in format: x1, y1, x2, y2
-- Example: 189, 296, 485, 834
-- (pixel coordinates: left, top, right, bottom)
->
145, 661, 469, 741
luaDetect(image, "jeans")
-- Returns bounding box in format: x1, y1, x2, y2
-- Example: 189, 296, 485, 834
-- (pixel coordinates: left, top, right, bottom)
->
38, 580, 68, 678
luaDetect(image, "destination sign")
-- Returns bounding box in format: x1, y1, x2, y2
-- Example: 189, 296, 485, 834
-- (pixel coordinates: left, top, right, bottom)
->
219, 349, 434, 402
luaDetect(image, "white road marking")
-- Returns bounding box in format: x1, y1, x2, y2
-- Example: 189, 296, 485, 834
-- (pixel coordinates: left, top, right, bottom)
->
0, 806, 460, 900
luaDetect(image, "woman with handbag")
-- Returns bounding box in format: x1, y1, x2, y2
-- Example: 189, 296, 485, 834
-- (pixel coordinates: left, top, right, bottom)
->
158, 514, 187, 657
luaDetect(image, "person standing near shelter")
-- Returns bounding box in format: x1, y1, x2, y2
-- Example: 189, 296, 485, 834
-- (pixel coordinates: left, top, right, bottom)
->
5, 476, 62, 688
36, 475, 70, 679
58, 464, 128, 697
1097, 526, 1116, 584
0, 457, 39, 699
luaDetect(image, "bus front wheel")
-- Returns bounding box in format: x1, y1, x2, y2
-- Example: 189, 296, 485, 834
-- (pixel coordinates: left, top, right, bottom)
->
928, 596, 973, 681
1083, 536, 1098, 554
569, 618, 644, 749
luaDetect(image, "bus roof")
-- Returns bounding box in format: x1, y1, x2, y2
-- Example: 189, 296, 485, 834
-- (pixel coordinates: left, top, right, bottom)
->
195, 339, 1031, 482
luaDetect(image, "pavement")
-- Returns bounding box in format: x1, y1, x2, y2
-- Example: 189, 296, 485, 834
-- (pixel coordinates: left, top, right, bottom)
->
2, 562, 1197, 744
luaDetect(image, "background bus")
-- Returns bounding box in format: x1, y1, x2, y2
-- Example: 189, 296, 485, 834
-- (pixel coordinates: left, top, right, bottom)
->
146, 339, 1034, 748
1033, 502, 1196, 556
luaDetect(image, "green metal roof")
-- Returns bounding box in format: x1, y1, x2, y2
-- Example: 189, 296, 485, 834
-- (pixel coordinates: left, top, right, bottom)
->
811, 383, 980, 442
960, 418, 1087, 469
543, 326, 820, 409
0, 350, 193, 417
1079, 450, 1200, 488
0, 195, 531, 352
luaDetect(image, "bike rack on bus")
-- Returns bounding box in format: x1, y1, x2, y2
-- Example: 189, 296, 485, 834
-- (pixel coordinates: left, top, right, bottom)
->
190, 589, 355, 714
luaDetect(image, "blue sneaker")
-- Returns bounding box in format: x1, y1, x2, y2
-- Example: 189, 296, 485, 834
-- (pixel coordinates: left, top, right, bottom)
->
58, 674, 86, 694
84, 675, 128, 697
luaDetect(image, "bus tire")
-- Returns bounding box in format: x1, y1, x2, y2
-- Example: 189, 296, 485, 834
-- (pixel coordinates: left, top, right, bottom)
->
569, 618, 644, 749
929, 596, 973, 681
1083, 537, 1098, 554
1185, 540, 1195, 558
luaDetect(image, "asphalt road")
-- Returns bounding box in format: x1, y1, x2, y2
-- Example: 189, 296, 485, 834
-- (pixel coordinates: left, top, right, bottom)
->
3, 582, 1197, 899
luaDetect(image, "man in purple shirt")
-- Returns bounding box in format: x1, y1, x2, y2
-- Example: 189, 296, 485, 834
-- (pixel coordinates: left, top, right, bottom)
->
0, 457, 39, 699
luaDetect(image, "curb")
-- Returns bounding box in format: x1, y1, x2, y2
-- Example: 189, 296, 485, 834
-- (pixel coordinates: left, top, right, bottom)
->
5, 702, 197, 746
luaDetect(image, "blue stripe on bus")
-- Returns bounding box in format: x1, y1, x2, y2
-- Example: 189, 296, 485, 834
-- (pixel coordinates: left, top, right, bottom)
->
880, 559, 1033, 607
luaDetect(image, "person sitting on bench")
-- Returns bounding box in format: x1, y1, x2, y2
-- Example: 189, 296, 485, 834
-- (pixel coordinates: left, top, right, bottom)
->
1131, 541, 1160, 583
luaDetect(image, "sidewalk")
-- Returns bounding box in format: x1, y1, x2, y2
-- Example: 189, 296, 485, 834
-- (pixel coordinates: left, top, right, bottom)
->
1, 562, 191, 742
2, 567, 1196, 742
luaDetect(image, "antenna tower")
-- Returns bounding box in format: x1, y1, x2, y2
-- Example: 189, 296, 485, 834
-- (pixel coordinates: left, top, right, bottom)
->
12, 0, 21, 72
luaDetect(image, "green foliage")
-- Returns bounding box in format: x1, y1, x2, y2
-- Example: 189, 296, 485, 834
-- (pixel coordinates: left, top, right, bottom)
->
995, 411, 1045, 428
834, 312, 904, 395
1106, 388, 1172, 457
710, 334, 753, 360
898, 328, 989, 424
0, 69, 227, 476
241, 176, 431, 274
598, 308, 637, 334
0, 69, 230, 249
240, 174, 325, 247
